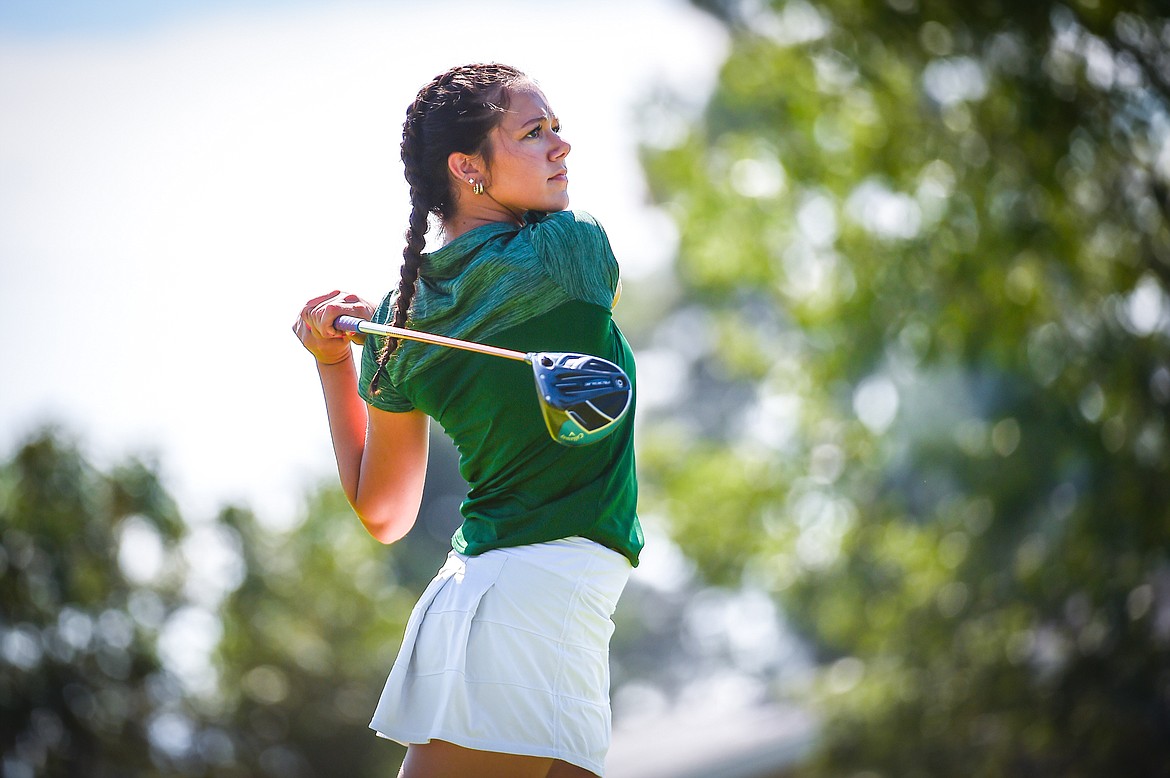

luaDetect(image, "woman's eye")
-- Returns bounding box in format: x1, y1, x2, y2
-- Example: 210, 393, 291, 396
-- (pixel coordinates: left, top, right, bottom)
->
525, 122, 561, 139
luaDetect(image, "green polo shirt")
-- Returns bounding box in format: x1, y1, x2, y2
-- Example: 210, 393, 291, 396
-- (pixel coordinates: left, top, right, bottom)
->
358, 210, 642, 566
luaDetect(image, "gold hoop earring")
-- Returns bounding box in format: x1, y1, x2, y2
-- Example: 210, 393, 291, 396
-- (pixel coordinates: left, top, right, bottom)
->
469, 178, 484, 196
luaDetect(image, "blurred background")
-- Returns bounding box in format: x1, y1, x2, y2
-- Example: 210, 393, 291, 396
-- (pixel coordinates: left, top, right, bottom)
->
2, 0, 1169, 776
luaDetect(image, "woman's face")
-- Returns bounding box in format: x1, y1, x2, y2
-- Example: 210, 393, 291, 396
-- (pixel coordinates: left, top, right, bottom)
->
482, 84, 571, 215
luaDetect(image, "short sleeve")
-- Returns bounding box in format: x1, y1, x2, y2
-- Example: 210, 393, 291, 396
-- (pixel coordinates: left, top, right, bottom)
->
357, 293, 415, 413
526, 211, 620, 310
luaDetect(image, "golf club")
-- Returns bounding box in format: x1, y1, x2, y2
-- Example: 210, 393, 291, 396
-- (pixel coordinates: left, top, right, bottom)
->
333, 316, 631, 447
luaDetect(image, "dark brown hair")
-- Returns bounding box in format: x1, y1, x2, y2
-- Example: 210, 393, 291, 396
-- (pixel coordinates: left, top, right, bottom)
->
370, 63, 527, 393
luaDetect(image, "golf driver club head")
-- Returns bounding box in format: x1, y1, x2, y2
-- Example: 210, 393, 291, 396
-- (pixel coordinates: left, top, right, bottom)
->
529, 352, 632, 446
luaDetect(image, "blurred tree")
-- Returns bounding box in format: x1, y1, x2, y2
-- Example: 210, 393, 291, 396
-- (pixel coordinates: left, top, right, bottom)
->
0, 426, 455, 777
636, 0, 1170, 775
0, 428, 193, 776
207, 421, 469, 777
212, 475, 453, 778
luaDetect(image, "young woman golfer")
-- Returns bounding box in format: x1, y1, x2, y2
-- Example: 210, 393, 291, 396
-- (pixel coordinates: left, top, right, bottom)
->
293, 63, 642, 778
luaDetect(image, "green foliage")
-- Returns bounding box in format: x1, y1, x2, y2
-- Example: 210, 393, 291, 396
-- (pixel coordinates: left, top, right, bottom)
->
1, 429, 187, 775
212, 485, 434, 778
0, 428, 441, 777
638, 0, 1170, 774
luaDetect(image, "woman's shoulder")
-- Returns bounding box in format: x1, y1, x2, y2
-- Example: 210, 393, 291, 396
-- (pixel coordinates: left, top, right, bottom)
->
524, 209, 613, 255
521, 210, 620, 306
370, 290, 396, 324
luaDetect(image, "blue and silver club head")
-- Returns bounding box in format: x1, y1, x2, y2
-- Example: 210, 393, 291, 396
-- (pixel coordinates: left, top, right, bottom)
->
529, 353, 632, 446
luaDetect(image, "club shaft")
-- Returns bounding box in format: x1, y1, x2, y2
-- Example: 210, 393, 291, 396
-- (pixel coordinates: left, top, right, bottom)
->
334, 316, 530, 363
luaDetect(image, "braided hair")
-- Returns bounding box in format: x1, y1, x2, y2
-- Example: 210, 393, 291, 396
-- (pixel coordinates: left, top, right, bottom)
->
370, 63, 527, 394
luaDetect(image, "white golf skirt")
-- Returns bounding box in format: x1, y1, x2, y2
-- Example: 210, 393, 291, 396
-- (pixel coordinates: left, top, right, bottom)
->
370, 536, 632, 776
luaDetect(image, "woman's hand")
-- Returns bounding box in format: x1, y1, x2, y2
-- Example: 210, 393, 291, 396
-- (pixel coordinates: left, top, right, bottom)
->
293, 290, 375, 365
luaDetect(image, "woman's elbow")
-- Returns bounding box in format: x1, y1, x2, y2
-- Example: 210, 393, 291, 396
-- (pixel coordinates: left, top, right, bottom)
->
366, 521, 410, 545
360, 514, 414, 545
352, 502, 417, 545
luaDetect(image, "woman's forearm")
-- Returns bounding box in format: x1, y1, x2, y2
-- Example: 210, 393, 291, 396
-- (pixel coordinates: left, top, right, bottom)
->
315, 350, 369, 505
295, 291, 427, 542
313, 350, 430, 543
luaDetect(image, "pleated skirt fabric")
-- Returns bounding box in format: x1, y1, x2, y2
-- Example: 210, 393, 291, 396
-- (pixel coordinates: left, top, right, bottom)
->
369, 536, 632, 776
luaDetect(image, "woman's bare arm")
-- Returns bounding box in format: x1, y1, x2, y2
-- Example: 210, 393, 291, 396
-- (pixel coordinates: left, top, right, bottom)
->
295, 290, 429, 543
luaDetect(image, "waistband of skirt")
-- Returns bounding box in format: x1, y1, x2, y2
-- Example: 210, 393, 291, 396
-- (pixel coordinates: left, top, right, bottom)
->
453, 536, 631, 594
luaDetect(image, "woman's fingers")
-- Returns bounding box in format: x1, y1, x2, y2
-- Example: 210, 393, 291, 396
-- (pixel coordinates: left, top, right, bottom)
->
304, 289, 341, 309
337, 294, 370, 345
304, 291, 353, 336
296, 290, 374, 351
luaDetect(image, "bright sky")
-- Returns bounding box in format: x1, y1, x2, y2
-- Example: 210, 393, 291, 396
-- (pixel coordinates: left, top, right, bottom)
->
0, 0, 727, 522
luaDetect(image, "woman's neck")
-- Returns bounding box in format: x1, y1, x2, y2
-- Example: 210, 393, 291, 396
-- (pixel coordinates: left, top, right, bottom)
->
441, 204, 525, 244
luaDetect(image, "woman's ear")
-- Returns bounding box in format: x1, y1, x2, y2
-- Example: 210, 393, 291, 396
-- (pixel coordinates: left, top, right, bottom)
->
448, 151, 486, 188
